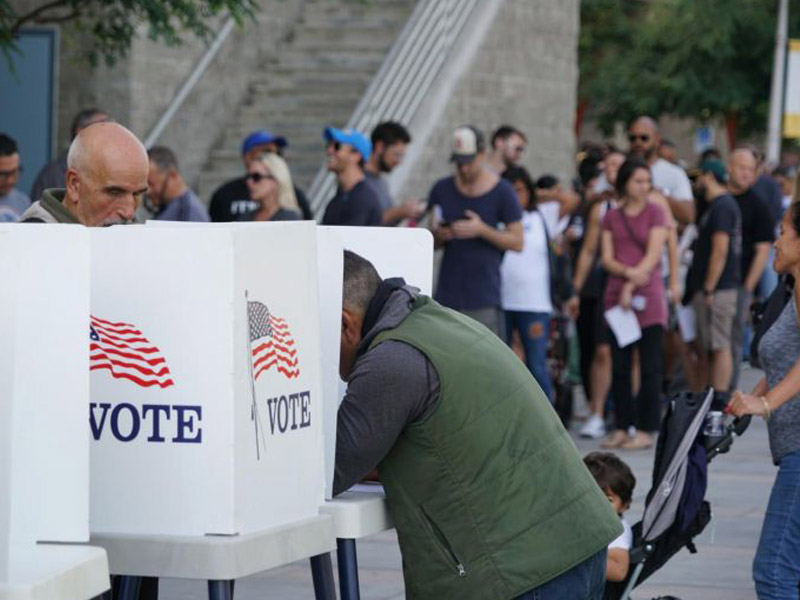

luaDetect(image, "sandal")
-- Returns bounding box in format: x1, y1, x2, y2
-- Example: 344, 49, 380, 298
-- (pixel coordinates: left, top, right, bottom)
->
600, 430, 629, 449
621, 433, 654, 450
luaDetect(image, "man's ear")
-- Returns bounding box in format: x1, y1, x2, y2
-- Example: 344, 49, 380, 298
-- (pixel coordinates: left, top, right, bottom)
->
341, 308, 361, 345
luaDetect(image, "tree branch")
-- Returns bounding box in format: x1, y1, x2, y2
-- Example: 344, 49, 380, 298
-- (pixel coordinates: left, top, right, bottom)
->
10, 0, 73, 35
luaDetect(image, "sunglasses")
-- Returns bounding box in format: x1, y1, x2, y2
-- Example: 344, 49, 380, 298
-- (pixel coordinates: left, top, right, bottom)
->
510, 145, 526, 154
246, 172, 275, 183
0, 166, 22, 179
628, 134, 650, 142
327, 141, 343, 151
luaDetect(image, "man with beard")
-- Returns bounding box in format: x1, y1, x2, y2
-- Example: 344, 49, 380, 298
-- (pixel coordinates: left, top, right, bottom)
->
686, 160, 741, 393
428, 125, 523, 337
627, 116, 694, 226
21, 122, 148, 226
364, 121, 425, 225
486, 125, 527, 175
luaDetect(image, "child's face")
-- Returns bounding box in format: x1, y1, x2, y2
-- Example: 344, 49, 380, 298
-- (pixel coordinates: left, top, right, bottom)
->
606, 489, 628, 515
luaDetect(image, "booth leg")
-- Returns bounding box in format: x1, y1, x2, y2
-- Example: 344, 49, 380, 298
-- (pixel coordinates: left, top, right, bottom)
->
207, 580, 234, 600
115, 575, 142, 600
336, 538, 361, 600
309, 553, 336, 600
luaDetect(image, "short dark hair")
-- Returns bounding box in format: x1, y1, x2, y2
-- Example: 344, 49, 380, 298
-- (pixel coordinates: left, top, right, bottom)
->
614, 157, 650, 198
699, 147, 721, 163
371, 121, 411, 147
502, 165, 536, 211
536, 174, 559, 190
491, 125, 526, 148
583, 451, 636, 506
343, 250, 382, 313
148, 146, 179, 173
0, 133, 18, 157
70, 108, 109, 139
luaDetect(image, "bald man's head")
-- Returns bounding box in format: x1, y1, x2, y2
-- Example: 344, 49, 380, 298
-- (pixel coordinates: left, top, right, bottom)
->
728, 148, 757, 194
64, 122, 149, 226
628, 116, 660, 162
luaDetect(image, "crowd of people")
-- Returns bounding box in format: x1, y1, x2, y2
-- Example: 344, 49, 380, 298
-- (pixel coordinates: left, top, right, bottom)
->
2, 107, 800, 599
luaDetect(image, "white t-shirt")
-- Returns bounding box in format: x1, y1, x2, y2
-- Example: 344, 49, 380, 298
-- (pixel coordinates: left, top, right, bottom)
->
501, 211, 552, 313
608, 516, 633, 551
650, 158, 693, 202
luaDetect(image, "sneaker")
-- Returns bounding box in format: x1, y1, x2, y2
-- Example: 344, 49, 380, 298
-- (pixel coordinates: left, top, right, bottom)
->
580, 414, 606, 439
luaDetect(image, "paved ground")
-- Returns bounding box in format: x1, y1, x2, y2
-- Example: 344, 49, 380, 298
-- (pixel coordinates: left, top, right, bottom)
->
161, 364, 772, 599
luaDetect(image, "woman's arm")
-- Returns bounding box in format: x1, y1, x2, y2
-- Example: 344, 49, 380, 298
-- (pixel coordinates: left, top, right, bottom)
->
606, 548, 630, 582
601, 229, 630, 278
572, 203, 602, 293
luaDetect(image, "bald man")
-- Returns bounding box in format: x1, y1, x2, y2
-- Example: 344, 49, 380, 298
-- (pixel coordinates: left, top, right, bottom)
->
627, 116, 695, 225
20, 122, 148, 225
728, 147, 776, 389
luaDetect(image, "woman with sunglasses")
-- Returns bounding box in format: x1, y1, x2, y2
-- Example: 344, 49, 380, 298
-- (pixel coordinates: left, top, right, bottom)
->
241, 153, 301, 221
601, 158, 669, 450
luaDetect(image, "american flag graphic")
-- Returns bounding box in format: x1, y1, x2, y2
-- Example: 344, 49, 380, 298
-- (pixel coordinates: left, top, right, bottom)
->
247, 301, 300, 380
90, 316, 175, 388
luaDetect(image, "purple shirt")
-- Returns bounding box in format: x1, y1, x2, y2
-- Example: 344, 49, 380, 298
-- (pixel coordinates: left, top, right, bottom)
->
602, 202, 668, 329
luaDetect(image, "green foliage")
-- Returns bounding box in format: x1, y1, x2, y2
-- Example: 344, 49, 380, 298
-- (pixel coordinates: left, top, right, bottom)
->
580, 0, 800, 138
1, 0, 258, 69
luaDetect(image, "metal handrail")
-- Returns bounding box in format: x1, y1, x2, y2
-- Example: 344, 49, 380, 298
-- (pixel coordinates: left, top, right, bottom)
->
308, 0, 481, 216
143, 17, 235, 148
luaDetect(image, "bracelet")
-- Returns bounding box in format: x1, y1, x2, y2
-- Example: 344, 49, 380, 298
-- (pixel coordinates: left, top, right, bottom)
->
760, 396, 771, 422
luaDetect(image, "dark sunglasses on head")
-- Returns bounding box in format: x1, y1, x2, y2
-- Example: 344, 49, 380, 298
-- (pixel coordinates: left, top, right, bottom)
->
246, 172, 274, 183
628, 134, 650, 142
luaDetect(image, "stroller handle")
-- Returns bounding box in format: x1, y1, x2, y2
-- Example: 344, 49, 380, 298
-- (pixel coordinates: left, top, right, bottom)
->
731, 414, 752, 436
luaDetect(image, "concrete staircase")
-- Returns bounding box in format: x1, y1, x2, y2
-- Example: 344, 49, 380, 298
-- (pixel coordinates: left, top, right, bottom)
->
196, 0, 416, 204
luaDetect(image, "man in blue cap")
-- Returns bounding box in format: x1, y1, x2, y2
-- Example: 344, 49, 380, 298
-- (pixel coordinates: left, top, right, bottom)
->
321, 126, 383, 226
207, 129, 312, 221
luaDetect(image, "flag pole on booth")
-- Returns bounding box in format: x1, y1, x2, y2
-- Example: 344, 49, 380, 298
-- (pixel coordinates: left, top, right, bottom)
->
245, 290, 266, 460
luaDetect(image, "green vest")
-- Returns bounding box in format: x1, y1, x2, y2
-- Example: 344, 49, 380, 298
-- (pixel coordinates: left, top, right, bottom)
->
372, 297, 622, 600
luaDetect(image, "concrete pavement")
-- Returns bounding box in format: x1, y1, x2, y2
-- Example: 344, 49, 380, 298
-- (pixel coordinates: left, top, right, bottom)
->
161, 364, 772, 599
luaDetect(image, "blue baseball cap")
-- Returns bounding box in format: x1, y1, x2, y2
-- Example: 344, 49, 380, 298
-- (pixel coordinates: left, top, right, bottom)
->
323, 126, 371, 161
241, 130, 287, 155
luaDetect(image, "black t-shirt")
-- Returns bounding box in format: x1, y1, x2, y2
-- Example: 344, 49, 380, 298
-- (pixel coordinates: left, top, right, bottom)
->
735, 188, 776, 278
208, 176, 313, 221
321, 178, 383, 226
686, 193, 741, 294
236, 207, 301, 222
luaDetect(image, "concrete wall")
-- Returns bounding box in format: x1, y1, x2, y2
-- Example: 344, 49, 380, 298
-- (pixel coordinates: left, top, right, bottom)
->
397, 0, 580, 200
48, 0, 307, 182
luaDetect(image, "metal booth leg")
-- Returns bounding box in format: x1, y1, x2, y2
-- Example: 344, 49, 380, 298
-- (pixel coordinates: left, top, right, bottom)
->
336, 538, 361, 600
207, 580, 234, 600
309, 552, 337, 600
114, 575, 142, 600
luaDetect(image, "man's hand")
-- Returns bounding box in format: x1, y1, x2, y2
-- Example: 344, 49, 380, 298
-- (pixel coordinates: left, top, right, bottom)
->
703, 291, 713, 309
433, 224, 454, 247
399, 198, 426, 220
565, 295, 580, 320
451, 210, 486, 239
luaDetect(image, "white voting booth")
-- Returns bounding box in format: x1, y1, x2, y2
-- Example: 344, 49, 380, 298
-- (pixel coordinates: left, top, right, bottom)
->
89, 223, 326, 537
0, 225, 108, 599
315, 226, 434, 498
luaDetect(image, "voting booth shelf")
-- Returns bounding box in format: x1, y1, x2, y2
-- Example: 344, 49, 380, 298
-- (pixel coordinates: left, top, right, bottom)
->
89, 223, 326, 537
0, 225, 110, 599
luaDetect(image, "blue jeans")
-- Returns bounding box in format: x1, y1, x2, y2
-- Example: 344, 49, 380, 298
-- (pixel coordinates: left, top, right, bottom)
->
505, 311, 552, 401
514, 549, 606, 600
753, 451, 800, 599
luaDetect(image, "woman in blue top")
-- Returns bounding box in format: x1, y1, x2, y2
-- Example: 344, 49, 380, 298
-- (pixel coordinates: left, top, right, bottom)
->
729, 179, 800, 600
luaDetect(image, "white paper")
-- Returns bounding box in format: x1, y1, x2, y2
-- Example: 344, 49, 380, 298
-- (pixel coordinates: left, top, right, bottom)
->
604, 306, 642, 348
676, 305, 697, 342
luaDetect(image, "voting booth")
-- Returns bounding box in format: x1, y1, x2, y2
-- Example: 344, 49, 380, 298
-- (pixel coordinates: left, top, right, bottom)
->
0, 225, 108, 598
89, 223, 326, 537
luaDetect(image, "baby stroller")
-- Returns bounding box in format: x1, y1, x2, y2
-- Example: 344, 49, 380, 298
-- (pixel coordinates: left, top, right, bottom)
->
604, 389, 751, 600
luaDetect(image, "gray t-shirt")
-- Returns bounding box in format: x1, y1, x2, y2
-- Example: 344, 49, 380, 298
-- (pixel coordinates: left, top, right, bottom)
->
0, 188, 31, 222
758, 298, 800, 463
364, 170, 393, 212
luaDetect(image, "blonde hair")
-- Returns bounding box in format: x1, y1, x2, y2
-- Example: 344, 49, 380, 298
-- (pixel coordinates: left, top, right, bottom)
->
258, 153, 298, 212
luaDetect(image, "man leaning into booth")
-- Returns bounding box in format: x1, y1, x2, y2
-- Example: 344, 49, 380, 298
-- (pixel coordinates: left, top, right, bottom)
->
334, 251, 622, 600
21, 121, 148, 225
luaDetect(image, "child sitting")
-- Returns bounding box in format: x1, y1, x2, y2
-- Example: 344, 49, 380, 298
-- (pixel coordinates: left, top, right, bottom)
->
583, 451, 636, 582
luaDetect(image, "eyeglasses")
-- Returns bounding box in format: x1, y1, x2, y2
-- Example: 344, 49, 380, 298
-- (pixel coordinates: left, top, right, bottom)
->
327, 141, 342, 151
628, 134, 650, 142
246, 172, 275, 183
0, 166, 22, 179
